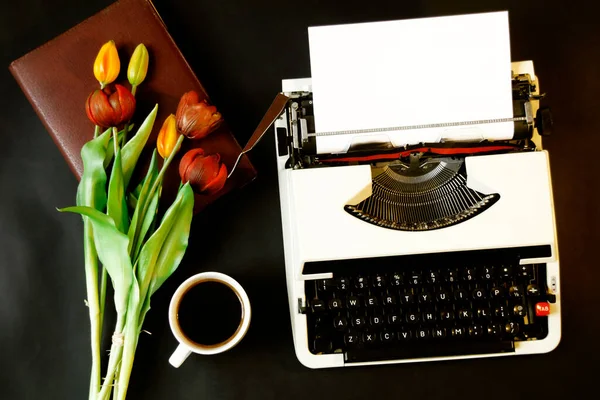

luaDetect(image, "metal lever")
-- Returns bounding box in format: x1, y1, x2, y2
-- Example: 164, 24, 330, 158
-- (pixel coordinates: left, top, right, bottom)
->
227, 93, 290, 178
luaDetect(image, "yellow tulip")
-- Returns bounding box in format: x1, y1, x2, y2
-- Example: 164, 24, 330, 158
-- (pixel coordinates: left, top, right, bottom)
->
157, 114, 180, 159
93, 40, 120, 87
127, 44, 149, 88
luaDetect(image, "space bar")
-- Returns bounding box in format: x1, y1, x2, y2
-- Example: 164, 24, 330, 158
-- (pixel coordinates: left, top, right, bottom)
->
345, 341, 515, 363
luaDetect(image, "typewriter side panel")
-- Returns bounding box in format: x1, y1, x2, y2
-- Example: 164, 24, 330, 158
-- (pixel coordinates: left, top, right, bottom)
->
275, 108, 344, 369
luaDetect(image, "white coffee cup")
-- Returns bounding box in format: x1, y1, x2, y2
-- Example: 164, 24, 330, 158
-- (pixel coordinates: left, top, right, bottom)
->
168, 272, 251, 368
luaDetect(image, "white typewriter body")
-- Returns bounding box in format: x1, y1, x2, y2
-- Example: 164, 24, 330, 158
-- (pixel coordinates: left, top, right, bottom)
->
274, 61, 561, 369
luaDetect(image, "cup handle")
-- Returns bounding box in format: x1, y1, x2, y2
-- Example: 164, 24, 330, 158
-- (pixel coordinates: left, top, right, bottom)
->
169, 344, 191, 368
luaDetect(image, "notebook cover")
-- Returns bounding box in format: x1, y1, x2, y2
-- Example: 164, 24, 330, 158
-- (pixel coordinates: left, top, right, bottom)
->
9, 0, 256, 212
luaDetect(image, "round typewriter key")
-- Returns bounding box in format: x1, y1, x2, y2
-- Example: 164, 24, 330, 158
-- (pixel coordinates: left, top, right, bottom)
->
371, 274, 386, 288
427, 270, 439, 284
328, 298, 343, 310
454, 289, 469, 301
481, 266, 495, 280
311, 299, 325, 312
440, 310, 455, 321
333, 316, 348, 331
513, 305, 526, 317
462, 267, 476, 282
444, 269, 458, 283
458, 309, 473, 320
400, 292, 416, 305
499, 265, 513, 279
517, 265, 532, 279
336, 277, 349, 291
387, 313, 401, 325
494, 305, 510, 318
476, 307, 491, 320
432, 326, 447, 339
390, 273, 403, 287
409, 271, 422, 285
383, 294, 397, 306
366, 295, 378, 307
362, 332, 377, 345
346, 295, 360, 309
526, 284, 541, 296
490, 286, 504, 299
352, 316, 366, 329
344, 333, 360, 347
370, 315, 384, 327
508, 285, 523, 298
354, 276, 367, 290
416, 327, 431, 340
487, 323, 502, 337
398, 328, 412, 341
317, 279, 329, 292
468, 324, 484, 337
406, 311, 420, 324
451, 326, 466, 338
380, 331, 395, 343
418, 292, 432, 304
505, 321, 520, 335
436, 290, 450, 303
422, 311, 436, 323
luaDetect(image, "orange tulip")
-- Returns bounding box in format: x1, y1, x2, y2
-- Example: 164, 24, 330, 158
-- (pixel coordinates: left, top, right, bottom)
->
175, 91, 223, 139
179, 148, 227, 195
157, 114, 180, 159
93, 40, 120, 87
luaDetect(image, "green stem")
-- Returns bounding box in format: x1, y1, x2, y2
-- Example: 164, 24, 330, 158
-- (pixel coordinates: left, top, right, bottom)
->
97, 312, 127, 400
131, 85, 137, 97
113, 127, 119, 154
94, 125, 101, 139
84, 220, 102, 400
115, 311, 140, 400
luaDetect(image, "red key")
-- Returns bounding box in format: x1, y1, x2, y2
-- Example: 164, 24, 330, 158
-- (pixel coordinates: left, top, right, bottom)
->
535, 302, 550, 317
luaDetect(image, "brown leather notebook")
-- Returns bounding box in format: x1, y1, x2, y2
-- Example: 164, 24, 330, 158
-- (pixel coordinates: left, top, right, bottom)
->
9, 0, 256, 212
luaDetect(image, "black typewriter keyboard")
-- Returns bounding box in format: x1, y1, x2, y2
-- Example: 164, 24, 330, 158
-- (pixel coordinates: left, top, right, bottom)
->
304, 261, 554, 362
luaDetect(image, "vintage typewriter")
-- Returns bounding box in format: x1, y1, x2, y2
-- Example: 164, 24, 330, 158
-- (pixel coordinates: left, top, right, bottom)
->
272, 59, 560, 368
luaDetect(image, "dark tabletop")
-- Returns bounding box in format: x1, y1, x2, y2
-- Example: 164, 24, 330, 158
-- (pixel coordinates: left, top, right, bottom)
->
1, 0, 599, 399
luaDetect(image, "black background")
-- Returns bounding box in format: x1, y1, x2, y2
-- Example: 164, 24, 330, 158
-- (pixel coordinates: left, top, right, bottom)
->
1, 0, 599, 399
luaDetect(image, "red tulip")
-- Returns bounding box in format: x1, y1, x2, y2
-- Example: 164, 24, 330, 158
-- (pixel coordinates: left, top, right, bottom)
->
85, 84, 136, 128
179, 148, 227, 195
175, 91, 223, 139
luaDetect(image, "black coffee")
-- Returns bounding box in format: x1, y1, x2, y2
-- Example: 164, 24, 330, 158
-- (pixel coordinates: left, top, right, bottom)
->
177, 281, 242, 346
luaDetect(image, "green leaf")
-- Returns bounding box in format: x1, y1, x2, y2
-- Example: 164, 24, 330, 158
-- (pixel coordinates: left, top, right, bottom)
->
121, 105, 158, 189
76, 128, 112, 209
136, 183, 194, 323
107, 148, 129, 233
132, 190, 159, 262
127, 150, 159, 258
59, 206, 133, 315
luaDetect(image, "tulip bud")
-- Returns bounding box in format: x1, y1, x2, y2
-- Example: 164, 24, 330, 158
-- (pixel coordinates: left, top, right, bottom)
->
93, 40, 120, 88
179, 148, 227, 195
175, 91, 223, 139
127, 44, 149, 88
157, 114, 180, 159
85, 84, 136, 128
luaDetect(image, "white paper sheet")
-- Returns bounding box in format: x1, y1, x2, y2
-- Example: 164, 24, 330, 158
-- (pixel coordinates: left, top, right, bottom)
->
308, 12, 514, 154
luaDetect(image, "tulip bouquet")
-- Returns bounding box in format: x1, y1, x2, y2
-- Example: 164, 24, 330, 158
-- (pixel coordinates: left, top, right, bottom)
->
60, 40, 228, 399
